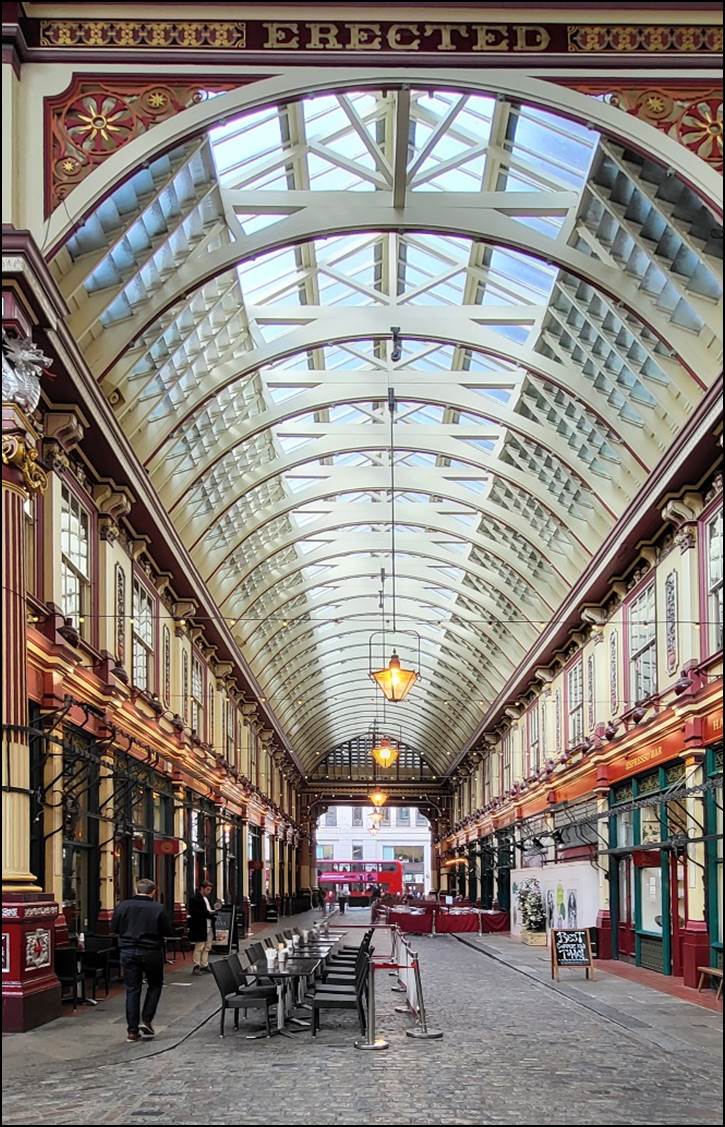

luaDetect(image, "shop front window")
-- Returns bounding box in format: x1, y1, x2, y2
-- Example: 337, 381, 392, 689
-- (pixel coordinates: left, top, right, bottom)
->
567, 660, 584, 747
502, 731, 512, 792
191, 655, 205, 737
617, 809, 634, 848
132, 578, 155, 691
716, 785, 723, 945
629, 584, 656, 701
707, 508, 723, 654
618, 860, 633, 924
640, 866, 663, 934
226, 701, 235, 760
61, 733, 99, 935
527, 703, 540, 772
60, 484, 90, 637
639, 804, 661, 844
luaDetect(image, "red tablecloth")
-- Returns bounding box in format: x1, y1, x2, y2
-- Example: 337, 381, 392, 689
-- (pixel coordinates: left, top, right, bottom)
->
434, 909, 480, 933
388, 907, 434, 934
479, 911, 510, 933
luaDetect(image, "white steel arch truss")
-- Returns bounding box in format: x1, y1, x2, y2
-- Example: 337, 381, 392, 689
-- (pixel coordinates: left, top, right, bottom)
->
52, 79, 723, 777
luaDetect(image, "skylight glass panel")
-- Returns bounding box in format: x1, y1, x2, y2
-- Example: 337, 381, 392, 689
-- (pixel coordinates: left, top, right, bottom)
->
501, 105, 597, 193
236, 247, 300, 303
398, 403, 445, 424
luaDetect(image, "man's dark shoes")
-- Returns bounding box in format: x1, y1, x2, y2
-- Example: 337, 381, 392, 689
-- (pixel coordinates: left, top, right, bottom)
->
126, 1031, 141, 1043
139, 1023, 155, 1037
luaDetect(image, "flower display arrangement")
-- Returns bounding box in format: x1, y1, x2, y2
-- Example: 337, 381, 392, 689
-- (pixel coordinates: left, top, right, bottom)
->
517, 876, 547, 944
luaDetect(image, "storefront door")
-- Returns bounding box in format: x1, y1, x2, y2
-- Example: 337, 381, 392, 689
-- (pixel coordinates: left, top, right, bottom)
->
612, 854, 635, 959
669, 849, 688, 978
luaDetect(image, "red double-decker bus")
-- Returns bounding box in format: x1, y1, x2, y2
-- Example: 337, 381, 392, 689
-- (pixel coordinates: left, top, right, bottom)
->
315, 860, 404, 903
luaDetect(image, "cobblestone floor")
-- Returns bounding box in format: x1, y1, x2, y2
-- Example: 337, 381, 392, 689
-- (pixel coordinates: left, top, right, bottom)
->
2, 926, 722, 1126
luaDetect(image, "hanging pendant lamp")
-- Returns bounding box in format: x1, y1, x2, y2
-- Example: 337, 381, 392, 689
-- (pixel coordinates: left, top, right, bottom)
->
369, 789, 388, 808
370, 735, 400, 769
370, 653, 418, 704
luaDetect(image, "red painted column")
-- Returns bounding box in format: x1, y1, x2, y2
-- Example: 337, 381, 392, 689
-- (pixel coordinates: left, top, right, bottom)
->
2, 397, 62, 1031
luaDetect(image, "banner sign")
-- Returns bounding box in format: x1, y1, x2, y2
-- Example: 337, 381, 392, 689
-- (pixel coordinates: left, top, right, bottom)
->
34, 20, 722, 58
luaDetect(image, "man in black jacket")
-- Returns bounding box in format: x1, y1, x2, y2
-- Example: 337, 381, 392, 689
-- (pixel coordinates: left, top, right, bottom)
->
188, 881, 216, 975
111, 878, 172, 1043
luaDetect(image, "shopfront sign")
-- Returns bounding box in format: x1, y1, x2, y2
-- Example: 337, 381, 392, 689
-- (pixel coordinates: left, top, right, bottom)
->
550, 928, 594, 981
33, 19, 722, 58
611, 728, 683, 782
706, 709, 723, 740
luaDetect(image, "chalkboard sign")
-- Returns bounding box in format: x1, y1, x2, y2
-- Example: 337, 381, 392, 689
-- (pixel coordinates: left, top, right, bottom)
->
550, 928, 594, 981
211, 905, 237, 954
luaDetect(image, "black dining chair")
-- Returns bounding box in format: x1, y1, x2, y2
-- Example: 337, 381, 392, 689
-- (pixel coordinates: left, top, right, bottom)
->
312, 951, 368, 1036
209, 957, 277, 1038
55, 946, 86, 1009
165, 926, 192, 963
86, 933, 122, 982
80, 944, 111, 999
246, 941, 266, 963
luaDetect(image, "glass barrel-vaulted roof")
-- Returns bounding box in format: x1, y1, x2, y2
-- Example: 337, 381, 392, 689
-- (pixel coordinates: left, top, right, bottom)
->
51, 85, 723, 778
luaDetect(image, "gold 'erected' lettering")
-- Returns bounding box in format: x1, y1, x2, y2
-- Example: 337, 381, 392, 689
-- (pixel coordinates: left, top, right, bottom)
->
37, 19, 720, 55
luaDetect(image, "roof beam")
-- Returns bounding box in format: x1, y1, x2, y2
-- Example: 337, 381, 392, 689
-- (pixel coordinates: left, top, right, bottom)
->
393, 87, 411, 210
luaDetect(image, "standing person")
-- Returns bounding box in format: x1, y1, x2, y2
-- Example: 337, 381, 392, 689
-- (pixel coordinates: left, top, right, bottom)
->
188, 880, 216, 974
324, 887, 336, 916
110, 878, 171, 1043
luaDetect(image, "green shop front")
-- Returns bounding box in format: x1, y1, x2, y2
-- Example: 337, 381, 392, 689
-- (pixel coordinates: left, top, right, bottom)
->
607, 742, 722, 984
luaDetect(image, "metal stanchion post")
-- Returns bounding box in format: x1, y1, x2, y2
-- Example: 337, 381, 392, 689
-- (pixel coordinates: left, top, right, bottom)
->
405, 956, 443, 1040
355, 959, 389, 1051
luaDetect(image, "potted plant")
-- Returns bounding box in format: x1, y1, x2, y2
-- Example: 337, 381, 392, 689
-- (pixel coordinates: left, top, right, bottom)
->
517, 876, 547, 945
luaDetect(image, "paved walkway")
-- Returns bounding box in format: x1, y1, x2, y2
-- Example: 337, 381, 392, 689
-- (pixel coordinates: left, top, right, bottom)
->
2, 913, 722, 1126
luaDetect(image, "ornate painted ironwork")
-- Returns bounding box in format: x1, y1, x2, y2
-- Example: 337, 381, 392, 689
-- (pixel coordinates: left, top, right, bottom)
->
114, 563, 126, 665
587, 654, 596, 731
609, 631, 618, 715
554, 689, 562, 753
44, 75, 246, 213
566, 83, 723, 170
162, 625, 171, 709
182, 650, 189, 723
665, 571, 679, 675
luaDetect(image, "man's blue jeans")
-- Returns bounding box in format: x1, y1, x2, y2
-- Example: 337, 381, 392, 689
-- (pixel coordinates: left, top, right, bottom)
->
120, 947, 164, 1033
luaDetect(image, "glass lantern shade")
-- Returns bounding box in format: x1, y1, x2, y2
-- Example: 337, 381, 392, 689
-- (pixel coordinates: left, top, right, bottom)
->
370, 651, 418, 702
370, 738, 399, 769
369, 790, 388, 808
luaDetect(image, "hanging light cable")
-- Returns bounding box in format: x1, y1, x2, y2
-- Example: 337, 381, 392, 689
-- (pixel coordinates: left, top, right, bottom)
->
369, 384, 420, 704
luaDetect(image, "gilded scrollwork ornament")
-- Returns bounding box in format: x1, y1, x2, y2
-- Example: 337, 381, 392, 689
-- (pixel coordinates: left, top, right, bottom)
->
2, 434, 49, 495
